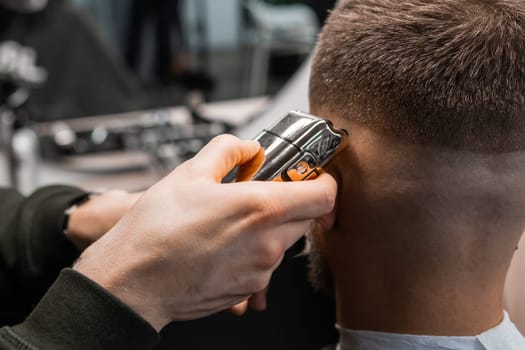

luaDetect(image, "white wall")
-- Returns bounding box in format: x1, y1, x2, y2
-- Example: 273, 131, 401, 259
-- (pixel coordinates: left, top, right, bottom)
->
183, 0, 241, 50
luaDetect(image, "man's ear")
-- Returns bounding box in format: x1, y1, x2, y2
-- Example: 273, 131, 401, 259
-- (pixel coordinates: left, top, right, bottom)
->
318, 155, 343, 233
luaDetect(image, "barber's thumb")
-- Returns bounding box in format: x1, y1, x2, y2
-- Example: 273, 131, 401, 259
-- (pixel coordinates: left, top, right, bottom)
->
230, 290, 268, 317
316, 205, 337, 231
248, 289, 268, 311
181, 135, 261, 181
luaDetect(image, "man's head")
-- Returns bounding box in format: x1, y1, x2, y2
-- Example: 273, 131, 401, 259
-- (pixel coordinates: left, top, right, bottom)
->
308, 0, 525, 335
310, 0, 525, 152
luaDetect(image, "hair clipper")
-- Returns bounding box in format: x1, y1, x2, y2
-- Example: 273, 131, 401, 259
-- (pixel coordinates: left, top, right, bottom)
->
237, 111, 348, 182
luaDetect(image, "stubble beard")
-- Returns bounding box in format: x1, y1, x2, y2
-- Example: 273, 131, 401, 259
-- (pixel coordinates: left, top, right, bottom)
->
306, 225, 335, 295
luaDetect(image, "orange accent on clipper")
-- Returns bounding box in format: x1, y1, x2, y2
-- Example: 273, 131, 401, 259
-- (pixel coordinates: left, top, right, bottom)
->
304, 168, 321, 180
286, 161, 313, 181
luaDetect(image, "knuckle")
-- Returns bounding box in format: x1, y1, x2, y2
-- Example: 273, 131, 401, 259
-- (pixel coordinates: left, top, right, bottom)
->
321, 181, 337, 214
250, 190, 286, 224
175, 159, 198, 176
246, 274, 270, 293
255, 238, 284, 270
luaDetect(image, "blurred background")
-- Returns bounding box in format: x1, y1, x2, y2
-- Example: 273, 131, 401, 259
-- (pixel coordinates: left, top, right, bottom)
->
0, 0, 336, 193
1, 2, 523, 349
0, 1, 340, 349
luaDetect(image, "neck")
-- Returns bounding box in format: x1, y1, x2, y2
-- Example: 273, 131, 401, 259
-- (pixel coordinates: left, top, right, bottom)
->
322, 121, 525, 336
331, 239, 509, 336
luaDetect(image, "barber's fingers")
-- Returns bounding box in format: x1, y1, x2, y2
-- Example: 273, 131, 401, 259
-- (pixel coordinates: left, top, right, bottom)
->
248, 288, 268, 311
262, 220, 311, 257
248, 172, 338, 224
229, 288, 269, 317
278, 172, 337, 222
229, 248, 287, 316
236, 148, 266, 181
230, 300, 249, 316
183, 135, 261, 181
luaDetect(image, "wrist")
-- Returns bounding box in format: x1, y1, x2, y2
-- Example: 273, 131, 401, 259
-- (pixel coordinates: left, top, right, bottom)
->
66, 190, 140, 251
65, 192, 100, 250
14, 268, 160, 348
73, 234, 168, 331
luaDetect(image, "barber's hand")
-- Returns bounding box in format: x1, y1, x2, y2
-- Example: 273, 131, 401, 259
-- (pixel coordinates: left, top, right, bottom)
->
73, 135, 337, 331
67, 190, 142, 251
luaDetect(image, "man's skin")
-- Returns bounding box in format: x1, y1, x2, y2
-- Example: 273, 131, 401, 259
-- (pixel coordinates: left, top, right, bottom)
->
311, 112, 525, 336
506, 235, 525, 331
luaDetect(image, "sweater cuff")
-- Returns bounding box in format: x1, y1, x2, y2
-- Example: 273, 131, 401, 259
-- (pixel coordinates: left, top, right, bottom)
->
9, 269, 160, 350
18, 186, 88, 276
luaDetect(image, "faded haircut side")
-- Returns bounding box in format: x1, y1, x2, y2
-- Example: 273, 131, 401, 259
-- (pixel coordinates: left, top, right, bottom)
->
310, 0, 525, 152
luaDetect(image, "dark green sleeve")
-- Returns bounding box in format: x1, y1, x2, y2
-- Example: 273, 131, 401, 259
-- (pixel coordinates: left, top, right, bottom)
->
0, 186, 88, 325
0, 269, 160, 350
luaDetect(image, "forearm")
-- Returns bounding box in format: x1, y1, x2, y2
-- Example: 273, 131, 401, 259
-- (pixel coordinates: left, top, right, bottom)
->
0, 269, 159, 350
0, 186, 88, 325
0, 185, 141, 326
0, 186, 87, 276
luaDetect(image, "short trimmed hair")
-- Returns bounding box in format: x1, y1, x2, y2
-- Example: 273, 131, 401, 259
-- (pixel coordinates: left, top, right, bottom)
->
310, 0, 525, 152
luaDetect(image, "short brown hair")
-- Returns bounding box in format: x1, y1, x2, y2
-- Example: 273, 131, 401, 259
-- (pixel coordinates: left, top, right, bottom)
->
310, 0, 525, 152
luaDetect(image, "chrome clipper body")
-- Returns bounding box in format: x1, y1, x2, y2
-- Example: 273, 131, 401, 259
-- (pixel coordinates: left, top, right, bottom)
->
246, 111, 348, 182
